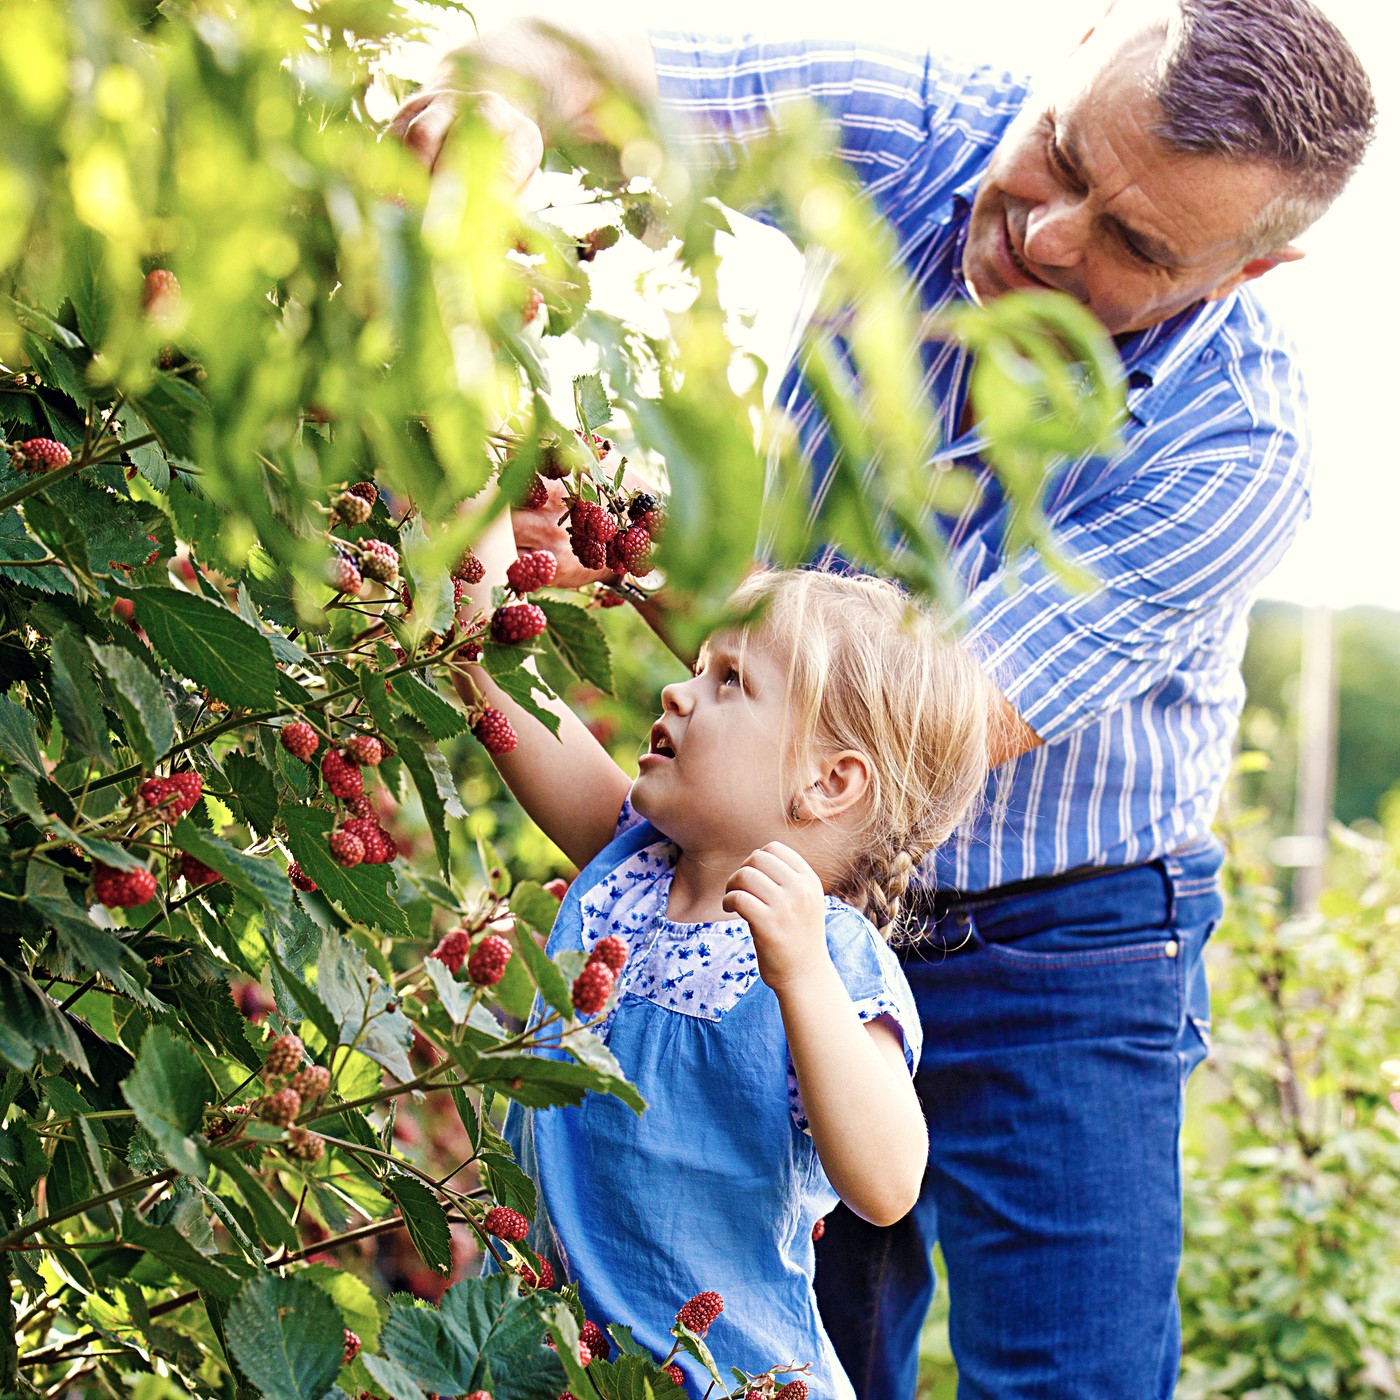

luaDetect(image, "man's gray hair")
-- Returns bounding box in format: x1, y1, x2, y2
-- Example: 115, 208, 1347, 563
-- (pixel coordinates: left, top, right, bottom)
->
1148, 0, 1376, 250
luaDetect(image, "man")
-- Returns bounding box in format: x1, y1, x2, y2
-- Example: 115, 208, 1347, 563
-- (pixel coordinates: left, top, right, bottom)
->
392, 3, 1375, 1394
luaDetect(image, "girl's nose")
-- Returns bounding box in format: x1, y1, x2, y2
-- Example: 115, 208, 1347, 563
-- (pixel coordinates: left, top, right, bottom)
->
660, 677, 695, 715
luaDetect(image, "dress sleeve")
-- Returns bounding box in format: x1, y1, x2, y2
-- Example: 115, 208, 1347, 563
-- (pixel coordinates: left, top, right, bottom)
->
613, 786, 647, 838
788, 900, 922, 1134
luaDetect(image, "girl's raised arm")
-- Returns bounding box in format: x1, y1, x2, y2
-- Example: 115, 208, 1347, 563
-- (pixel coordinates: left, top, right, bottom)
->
452, 510, 632, 869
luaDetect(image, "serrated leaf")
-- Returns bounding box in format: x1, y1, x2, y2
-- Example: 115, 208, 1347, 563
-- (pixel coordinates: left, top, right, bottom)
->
385, 1174, 453, 1276
120, 1221, 254, 1296
362, 1353, 430, 1400
670, 1322, 724, 1390
0, 965, 91, 1078
222, 753, 279, 837
509, 881, 562, 939
51, 629, 114, 766
171, 818, 292, 917
469, 1051, 644, 1114
422, 957, 474, 1025
89, 639, 176, 769
395, 673, 467, 740
27, 883, 157, 1006
396, 722, 465, 881
21, 494, 90, 576
209, 1146, 300, 1252
315, 933, 414, 1082
479, 650, 562, 738
282, 803, 409, 936
0, 695, 47, 781
478, 1151, 536, 1220
539, 599, 614, 692
131, 587, 279, 709
120, 1025, 209, 1178
574, 372, 612, 434
226, 1272, 345, 1400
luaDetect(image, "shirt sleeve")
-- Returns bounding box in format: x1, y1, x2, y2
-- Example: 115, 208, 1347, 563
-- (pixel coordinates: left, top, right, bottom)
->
788, 900, 922, 1134
650, 33, 943, 221
959, 421, 1311, 745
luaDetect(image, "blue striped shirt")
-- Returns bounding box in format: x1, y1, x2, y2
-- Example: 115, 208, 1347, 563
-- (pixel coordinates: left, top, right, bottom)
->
652, 35, 1312, 893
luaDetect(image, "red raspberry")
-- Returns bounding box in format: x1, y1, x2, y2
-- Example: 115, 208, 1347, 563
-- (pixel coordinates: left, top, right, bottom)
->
775, 1383, 808, 1400
348, 794, 375, 819
322, 749, 363, 800
280, 722, 319, 762
467, 934, 512, 986
579, 1320, 609, 1362
375, 828, 398, 863
472, 708, 517, 756
664, 1365, 685, 1389
522, 285, 545, 327
263, 1033, 304, 1079
359, 539, 400, 585
13, 438, 73, 472
482, 1206, 530, 1242
165, 770, 203, 817
432, 928, 471, 973
490, 602, 547, 645
342, 1329, 362, 1366
465, 1393, 492, 1400
628, 492, 666, 537
346, 820, 393, 865
606, 524, 652, 577
290, 1065, 330, 1100
333, 490, 372, 526
588, 935, 627, 976
811, 1216, 826, 1242
506, 550, 557, 594
675, 1291, 723, 1336
143, 268, 181, 317
288, 862, 317, 892
259, 1088, 301, 1127
347, 481, 377, 504
521, 474, 550, 510
137, 775, 170, 814
452, 576, 467, 611
92, 863, 157, 909
344, 734, 384, 767
519, 1255, 555, 1290
285, 1126, 325, 1161
452, 550, 485, 584
571, 961, 615, 1017
329, 554, 363, 595
567, 501, 617, 571
178, 852, 222, 886
329, 827, 365, 867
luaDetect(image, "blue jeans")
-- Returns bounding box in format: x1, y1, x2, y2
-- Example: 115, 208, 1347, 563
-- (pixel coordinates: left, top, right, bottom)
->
815, 847, 1222, 1399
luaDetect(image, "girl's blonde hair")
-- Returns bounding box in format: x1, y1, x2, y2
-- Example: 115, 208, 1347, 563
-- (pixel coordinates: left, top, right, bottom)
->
728, 569, 992, 939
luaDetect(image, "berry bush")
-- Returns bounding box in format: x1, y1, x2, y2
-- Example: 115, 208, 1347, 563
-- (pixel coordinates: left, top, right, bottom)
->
0, 3, 1120, 1397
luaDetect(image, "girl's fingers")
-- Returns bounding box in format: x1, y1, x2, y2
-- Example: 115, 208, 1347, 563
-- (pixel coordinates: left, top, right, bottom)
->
724, 863, 783, 905
720, 888, 763, 921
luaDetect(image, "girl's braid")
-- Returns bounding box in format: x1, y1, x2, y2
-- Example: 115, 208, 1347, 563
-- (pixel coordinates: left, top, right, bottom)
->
848, 842, 923, 939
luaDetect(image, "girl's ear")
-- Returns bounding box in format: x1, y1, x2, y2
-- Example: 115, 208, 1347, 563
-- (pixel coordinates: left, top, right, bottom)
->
802, 750, 871, 822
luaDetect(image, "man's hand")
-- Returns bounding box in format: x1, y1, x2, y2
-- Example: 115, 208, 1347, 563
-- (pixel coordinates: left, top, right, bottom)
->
511, 479, 613, 590
388, 87, 543, 192
722, 842, 830, 993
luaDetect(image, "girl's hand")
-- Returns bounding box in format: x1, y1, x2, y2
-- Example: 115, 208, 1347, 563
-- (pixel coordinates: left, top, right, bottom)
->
722, 842, 830, 992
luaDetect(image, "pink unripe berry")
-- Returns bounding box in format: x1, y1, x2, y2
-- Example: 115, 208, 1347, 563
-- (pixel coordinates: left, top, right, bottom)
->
588, 935, 627, 975
280, 722, 319, 762
431, 928, 472, 974
329, 827, 365, 867
290, 1065, 330, 1100
344, 734, 384, 767
675, 1291, 724, 1336
472, 708, 517, 756
263, 1033, 304, 1080
506, 550, 557, 594
343, 1329, 361, 1366
259, 1088, 301, 1128
13, 438, 72, 472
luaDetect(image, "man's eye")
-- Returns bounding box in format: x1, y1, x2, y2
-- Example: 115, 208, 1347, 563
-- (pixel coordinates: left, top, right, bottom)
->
1045, 130, 1081, 188
1121, 235, 1158, 267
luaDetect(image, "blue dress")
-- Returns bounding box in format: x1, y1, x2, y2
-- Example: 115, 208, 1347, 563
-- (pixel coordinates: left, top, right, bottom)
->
505, 802, 922, 1397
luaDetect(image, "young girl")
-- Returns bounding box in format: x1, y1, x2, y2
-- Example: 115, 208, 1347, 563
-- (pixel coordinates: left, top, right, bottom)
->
455, 513, 990, 1397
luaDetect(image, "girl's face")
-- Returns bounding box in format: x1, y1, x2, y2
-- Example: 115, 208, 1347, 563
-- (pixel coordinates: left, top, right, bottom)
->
630, 630, 796, 855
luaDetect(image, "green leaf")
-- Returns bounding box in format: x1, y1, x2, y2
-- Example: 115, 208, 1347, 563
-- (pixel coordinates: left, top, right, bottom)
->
539, 600, 614, 692
0, 695, 46, 781
21, 494, 90, 576
509, 881, 562, 939
51, 629, 114, 766
422, 958, 474, 1026
171, 818, 292, 917
478, 1151, 536, 1221
26, 879, 156, 1006
395, 673, 467, 741
225, 1272, 345, 1400
120, 1025, 210, 1178
396, 722, 465, 881
466, 1051, 644, 1114
0, 965, 91, 1078
509, 886, 570, 1016
131, 587, 279, 709
574, 372, 612, 434
362, 1354, 431, 1400
480, 649, 561, 738
282, 803, 409, 936
385, 1174, 453, 1276
89, 639, 176, 769
209, 1146, 300, 1253
380, 1275, 566, 1400
315, 933, 414, 1082
222, 753, 279, 838
120, 1221, 254, 1297
670, 1321, 724, 1391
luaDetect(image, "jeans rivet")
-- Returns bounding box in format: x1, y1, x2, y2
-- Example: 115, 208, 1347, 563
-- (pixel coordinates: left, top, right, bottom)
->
1164, 939, 1179, 958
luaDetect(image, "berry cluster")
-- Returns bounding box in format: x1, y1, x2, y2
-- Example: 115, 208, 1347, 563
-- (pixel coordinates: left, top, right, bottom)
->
565, 490, 664, 577
467, 934, 512, 986
571, 935, 627, 1017
138, 770, 203, 821
177, 852, 222, 887
9, 438, 72, 473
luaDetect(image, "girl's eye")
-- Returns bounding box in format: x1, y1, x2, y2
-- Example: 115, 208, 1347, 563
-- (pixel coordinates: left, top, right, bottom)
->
721, 666, 742, 688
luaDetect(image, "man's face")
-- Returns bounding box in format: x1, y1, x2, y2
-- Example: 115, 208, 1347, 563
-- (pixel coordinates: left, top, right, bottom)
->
964, 30, 1294, 336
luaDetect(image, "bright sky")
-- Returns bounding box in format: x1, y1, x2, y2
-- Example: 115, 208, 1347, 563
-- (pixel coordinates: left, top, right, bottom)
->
410, 0, 1400, 611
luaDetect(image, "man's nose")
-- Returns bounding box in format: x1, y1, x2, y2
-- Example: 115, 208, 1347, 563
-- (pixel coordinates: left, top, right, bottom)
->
1022, 195, 1089, 269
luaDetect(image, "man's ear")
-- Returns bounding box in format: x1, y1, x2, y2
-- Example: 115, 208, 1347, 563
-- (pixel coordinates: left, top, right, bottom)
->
804, 751, 872, 822
1204, 244, 1305, 303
